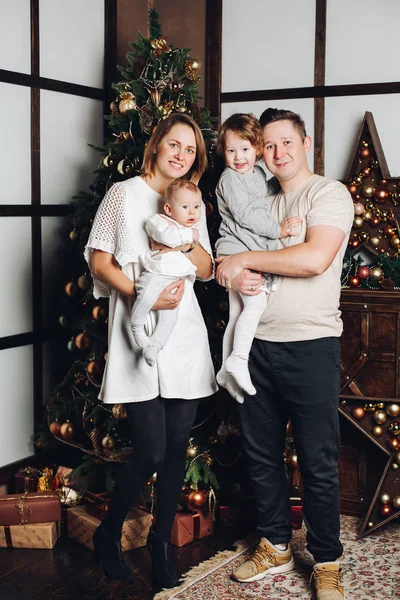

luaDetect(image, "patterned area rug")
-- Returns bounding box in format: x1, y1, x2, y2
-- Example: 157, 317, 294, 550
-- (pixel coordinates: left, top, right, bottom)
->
154, 516, 399, 599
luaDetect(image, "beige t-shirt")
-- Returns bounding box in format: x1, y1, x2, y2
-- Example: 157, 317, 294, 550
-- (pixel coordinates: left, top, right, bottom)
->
256, 174, 354, 342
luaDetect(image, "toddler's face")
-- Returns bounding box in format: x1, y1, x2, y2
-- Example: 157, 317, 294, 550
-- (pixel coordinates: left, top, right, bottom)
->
166, 188, 201, 227
224, 131, 257, 176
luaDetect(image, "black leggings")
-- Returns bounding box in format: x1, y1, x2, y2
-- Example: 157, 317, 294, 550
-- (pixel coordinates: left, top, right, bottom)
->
102, 397, 198, 542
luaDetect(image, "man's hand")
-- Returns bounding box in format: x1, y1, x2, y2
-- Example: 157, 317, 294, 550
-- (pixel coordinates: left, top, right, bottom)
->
231, 269, 264, 295
152, 279, 184, 310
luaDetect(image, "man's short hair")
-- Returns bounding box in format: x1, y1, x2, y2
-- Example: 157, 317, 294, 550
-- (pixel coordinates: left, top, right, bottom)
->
165, 179, 201, 204
216, 113, 263, 159
259, 108, 307, 141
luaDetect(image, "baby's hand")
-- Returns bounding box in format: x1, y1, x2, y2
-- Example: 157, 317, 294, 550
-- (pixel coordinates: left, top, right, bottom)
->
280, 216, 302, 239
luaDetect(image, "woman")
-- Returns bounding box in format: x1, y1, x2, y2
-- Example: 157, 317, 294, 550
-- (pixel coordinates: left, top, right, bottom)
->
85, 114, 218, 588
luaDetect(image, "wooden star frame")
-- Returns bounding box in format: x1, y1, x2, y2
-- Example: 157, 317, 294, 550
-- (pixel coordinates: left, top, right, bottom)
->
340, 112, 400, 538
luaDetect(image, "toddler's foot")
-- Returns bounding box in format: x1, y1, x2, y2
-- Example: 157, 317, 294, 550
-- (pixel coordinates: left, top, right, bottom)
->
225, 355, 256, 396
216, 367, 244, 404
143, 345, 159, 367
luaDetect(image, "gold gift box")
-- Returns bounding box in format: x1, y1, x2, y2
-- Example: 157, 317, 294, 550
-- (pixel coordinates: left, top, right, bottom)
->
0, 521, 60, 549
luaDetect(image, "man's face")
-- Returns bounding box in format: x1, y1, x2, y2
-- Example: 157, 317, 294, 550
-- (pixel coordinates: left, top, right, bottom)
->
262, 120, 311, 186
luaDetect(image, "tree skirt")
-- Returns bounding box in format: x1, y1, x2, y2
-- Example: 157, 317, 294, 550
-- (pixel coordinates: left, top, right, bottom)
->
154, 515, 399, 600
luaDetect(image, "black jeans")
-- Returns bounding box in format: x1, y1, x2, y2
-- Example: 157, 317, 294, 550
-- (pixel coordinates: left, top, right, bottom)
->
239, 337, 343, 563
103, 397, 198, 542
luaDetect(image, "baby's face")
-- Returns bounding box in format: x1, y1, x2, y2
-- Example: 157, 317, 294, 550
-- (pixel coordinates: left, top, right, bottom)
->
166, 188, 201, 227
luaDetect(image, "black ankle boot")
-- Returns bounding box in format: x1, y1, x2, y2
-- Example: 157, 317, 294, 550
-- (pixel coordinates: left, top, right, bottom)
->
146, 526, 178, 589
93, 524, 134, 581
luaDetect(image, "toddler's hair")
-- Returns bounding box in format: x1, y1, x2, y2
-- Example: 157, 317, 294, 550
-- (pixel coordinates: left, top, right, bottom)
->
259, 108, 307, 141
165, 179, 201, 204
216, 113, 263, 159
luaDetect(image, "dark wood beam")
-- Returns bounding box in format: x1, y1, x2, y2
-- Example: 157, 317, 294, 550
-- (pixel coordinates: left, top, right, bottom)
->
205, 0, 222, 125
314, 0, 327, 175
0, 69, 104, 100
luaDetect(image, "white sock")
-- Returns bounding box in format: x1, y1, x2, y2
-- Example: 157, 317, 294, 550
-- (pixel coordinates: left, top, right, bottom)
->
131, 327, 150, 349
225, 354, 256, 395
216, 367, 244, 404
142, 345, 159, 367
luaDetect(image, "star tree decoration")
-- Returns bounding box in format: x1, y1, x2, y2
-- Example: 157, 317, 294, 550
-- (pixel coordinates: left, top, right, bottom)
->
342, 111, 400, 291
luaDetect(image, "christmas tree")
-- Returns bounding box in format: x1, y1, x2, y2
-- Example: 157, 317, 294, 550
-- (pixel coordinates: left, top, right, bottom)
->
38, 11, 246, 509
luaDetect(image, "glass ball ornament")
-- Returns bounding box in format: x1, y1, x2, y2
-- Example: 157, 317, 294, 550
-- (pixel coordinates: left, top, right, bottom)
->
60, 421, 74, 441
102, 434, 116, 450
358, 232, 370, 243
379, 493, 391, 505
354, 202, 365, 215
373, 410, 387, 424
372, 425, 383, 437
352, 407, 365, 421
187, 489, 206, 509
393, 451, 400, 467
388, 421, 400, 437
379, 504, 392, 516
392, 495, 400, 510
364, 402, 376, 412
362, 210, 373, 221
65, 281, 78, 297
349, 276, 360, 288
353, 216, 364, 229
386, 404, 400, 418
374, 188, 389, 203
348, 184, 358, 195
383, 225, 395, 237
388, 437, 400, 451
370, 215, 381, 227
186, 445, 198, 458
370, 266, 384, 281
390, 234, 400, 249
369, 236, 381, 248
358, 266, 370, 279
362, 184, 374, 198
75, 332, 92, 350
49, 420, 62, 436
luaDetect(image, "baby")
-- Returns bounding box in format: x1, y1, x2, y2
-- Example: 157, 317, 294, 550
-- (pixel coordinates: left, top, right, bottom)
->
130, 179, 201, 366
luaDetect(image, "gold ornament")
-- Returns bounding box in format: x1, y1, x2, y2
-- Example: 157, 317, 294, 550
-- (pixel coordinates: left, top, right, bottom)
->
373, 409, 387, 424
386, 404, 400, 418
388, 437, 400, 451
69, 229, 79, 241
287, 452, 298, 469
110, 100, 119, 115
354, 202, 365, 215
187, 489, 206, 508
92, 305, 107, 321
362, 210, 373, 221
353, 216, 364, 228
161, 100, 174, 118
102, 154, 114, 168
362, 184, 374, 198
379, 493, 391, 504
376, 402, 385, 409
372, 425, 383, 437
38, 468, 54, 492
392, 495, 400, 509
186, 445, 198, 458
390, 234, 400, 248
102, 434, 116, 450
367, 521, 374, 528
60, 421, 74, 441
393, 451, 400, 466
119, 92, 137, 113
364, 402, 376, 412
358, 231, 370, 243
370, 236, 381, 248
87, 360, 103, 379
117, 159, 134, 176
112, 403, 127, 420
150, 37, 172, 55
77, 274, 91, 291
393, 463, 399, 470
388, 421, 400, 436
370, 266, 384, 281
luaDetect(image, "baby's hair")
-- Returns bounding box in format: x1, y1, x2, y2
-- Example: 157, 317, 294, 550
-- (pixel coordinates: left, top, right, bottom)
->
165, 179, 201, 204
259, 108, 307, 141
216, 113, 263, 159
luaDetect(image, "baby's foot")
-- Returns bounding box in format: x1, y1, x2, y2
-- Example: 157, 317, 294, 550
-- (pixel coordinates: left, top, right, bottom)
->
216, 367, 244, 403
225, 355, 256, 396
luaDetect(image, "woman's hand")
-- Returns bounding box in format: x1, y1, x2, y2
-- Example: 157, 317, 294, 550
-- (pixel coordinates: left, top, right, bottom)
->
215, 254, 246, 288
152, 279, 184, 310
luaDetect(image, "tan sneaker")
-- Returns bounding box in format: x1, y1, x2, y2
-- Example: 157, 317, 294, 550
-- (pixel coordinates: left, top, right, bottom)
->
311, 563, 344, 600
232, 537, 294, 582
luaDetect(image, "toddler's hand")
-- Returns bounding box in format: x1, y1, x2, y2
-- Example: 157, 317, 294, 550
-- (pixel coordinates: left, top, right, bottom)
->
280, 216, 302, 239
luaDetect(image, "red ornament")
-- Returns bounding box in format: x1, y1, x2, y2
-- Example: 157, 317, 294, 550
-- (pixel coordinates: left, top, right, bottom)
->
383, 225, 395, 237
374, 188, 389, 203
358, 266, 370, 280
360, 147, 370, 158
388, 437, 400, 451
349, 276, 360, 288
379, 504, 392, 517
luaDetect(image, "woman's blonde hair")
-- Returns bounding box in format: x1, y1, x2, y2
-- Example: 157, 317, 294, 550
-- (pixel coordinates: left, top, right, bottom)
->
216, 113, 263, 159
142, 114, 207, 184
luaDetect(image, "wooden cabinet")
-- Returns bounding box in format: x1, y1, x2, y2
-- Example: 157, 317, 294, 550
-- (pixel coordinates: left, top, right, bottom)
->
338, 289, 400, 516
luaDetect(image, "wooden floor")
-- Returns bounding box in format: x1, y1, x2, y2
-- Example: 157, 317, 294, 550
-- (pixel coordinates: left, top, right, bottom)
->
0, 519, 247, 600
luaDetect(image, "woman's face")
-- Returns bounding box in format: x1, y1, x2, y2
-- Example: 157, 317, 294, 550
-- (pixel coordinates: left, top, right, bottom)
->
154, 123, 197, 181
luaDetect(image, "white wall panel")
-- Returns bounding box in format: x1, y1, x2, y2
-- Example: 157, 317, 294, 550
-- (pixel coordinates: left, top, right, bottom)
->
39, 0, 105, 88
0, 346, 34, 468
221, 99, 315, 174
0, 218, 32, 337
0, 84, 31, 205
41, 91, 103, 205
325, 94, 400, 182
0, 1, 31, 74
222, 0, 315, 93
326, 0, 400, 86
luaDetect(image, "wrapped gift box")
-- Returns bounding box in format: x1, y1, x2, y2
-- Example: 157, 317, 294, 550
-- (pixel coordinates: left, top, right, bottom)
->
14, 467, 41, 493
83, 491, 110, 521
67, 505, 152, 552
0, 492, 62, 526
170, 510, 213, 547
0, 521, 60, 549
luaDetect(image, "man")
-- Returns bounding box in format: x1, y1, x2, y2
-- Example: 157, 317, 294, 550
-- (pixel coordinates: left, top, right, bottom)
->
216, 108, 353, 600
